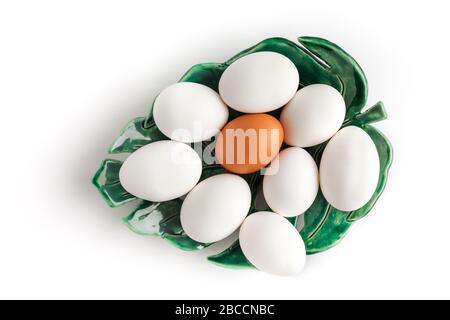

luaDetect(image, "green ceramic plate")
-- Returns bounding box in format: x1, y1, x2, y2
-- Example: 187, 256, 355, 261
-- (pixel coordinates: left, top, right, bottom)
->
93, 36, 393, 269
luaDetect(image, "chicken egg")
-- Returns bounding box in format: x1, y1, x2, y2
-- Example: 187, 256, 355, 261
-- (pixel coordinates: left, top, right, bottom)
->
219, 52, 299, 113
280, 84, 345, 147
263, 147, 319, 217
239, 211, 306, 276
180, 174, 251, 243
119, 141, 202, 202
320, 126, 380, 211
215, 114, 284, 174
153, 82, 229, 143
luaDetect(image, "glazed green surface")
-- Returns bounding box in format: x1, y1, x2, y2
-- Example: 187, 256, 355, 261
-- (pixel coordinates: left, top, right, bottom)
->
93, 36, 392, 268
179, 62, 227, 92
298, 37, 368, 119
109, 117, 167, 154
92, 159, 136, 207
123, 199, 208, 251
208, 241, 252, 269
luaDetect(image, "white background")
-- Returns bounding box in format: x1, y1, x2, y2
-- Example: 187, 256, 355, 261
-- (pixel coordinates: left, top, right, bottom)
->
0, 0, 449, 300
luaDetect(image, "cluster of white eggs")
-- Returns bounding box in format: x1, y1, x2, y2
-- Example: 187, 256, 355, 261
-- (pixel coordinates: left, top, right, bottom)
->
119, 52, 380, 276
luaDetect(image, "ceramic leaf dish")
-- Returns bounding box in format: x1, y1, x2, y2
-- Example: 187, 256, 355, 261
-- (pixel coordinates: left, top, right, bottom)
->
93, 36, 393, 269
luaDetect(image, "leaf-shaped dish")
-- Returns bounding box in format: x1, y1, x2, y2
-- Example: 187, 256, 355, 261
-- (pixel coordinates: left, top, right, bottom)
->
93, 36, 392, 268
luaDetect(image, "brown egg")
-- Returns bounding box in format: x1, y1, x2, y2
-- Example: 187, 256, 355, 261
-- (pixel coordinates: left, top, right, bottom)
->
215, 114, 284, 174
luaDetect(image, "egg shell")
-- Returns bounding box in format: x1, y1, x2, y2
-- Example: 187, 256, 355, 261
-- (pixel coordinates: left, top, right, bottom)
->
239, 211, 306, 276
219, 52, 299, 113
280, 84, 346, 147
320, 126, 380, 211
119, 141, 202, 202
263, 147, 319, 217
153, 82, 229, 143
180, 174, 251, 243
215, 114, 284, 174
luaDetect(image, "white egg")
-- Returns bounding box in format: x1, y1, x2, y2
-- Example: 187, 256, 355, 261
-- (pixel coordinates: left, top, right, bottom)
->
153, 82, 229, 143
263, 147, 319, 217
119, 141, 202, 202
219, 52, 299, 113
280, 84, 346, 147
320, 126, 380, 211
239, 211, 306, 276
181, 174, 251, 243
